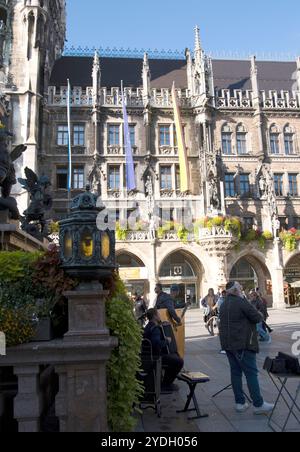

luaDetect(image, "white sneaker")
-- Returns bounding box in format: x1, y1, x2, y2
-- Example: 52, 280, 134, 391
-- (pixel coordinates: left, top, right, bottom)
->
254, 402, 275, 415
236, 403, 250, 413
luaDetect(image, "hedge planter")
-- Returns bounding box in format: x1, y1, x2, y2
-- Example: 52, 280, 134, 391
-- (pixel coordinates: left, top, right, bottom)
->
32, 318, 54, 342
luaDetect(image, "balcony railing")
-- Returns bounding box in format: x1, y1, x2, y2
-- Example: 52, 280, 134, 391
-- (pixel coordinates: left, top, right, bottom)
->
106, 146, 138, 156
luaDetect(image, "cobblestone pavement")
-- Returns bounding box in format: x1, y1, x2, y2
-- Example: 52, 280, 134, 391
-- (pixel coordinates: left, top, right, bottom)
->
136, 308, 300, 433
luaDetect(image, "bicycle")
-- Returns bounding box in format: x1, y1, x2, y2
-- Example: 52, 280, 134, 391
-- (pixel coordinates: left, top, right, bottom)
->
204, 307, 219, 337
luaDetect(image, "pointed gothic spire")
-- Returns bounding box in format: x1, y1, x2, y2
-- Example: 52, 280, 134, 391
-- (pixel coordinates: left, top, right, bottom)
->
142, 52, 151, 106
185, 48, 194, 94
251, 55, 260, 107
92, 51, 101, 106
194, 25, 201, 53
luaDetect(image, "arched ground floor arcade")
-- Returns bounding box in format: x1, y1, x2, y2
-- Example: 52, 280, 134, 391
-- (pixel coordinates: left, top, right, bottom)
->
116, 240, 300, 309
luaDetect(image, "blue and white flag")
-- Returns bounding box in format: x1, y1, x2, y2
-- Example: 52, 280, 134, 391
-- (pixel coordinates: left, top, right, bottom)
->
121, 86, 136, 192
67, 79, 72, 192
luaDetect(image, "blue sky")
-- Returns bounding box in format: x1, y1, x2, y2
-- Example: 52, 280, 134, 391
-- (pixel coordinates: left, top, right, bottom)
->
66, 0, 300, 58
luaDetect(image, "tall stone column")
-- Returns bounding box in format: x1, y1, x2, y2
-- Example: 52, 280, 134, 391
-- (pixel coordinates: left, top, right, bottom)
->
14, 365, 42, 433
271, 239, 286, 309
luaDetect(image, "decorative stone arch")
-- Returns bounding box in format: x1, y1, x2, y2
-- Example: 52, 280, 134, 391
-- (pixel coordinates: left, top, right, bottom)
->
236, 122, 248, 133
221, 122, 232, 133
284, 250, 300, 269
228, 250, 273, 305
116, 248, 150, 299
157, 246, 207, 307
116, 249, 146, 268
156, 243, 209, 279
270, 123, 281, 134
116, 248, 147, 267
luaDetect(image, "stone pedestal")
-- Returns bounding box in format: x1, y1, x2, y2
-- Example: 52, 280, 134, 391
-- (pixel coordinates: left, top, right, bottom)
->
64, 282, 110, 341
54, 281, 117, 432
271, 239, 286, 309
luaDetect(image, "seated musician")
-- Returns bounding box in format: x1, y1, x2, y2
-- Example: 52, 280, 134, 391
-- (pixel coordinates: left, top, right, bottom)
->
155, 284, 182, 325
144, 308, 184, 392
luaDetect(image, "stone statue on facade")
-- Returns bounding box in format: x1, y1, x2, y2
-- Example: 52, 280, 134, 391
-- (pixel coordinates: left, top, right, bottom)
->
0, 125, 27, 220
88, 163, 102, 195
149, 215, 156, 241
18, 167, 52, 240
208, 174, 221, 211
145, 175, 155, 218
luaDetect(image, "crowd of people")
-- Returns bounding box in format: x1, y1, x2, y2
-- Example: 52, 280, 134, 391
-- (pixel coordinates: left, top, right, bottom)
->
132, 282, 275, 415
201, 287, 272, 343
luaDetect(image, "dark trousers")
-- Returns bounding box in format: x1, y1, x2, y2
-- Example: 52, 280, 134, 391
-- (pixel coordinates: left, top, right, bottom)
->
162, 353, 184, 386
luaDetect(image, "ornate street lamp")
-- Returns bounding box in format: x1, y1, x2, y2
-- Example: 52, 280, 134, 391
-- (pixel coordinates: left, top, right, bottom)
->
59, 185, 115, 280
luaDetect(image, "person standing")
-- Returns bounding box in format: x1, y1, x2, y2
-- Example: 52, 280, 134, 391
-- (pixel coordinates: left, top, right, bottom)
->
201, 288, 218, 325
219, 281, 274, 415
154, 284, 182, 325
249, 290, 271, 343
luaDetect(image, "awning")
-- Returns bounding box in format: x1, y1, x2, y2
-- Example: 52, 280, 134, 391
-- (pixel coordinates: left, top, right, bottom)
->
291, 281, 300, 288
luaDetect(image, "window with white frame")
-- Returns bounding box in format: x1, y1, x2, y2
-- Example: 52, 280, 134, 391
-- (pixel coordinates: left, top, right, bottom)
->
108, 165, 121, 190
288, 174, 298, 197
73, 167, 85, 190
159, 125, 171, 146
108, 125, 121, 146
274, 174, 284, 197
284, 125, 295, 155
73, 125, 85, 146
160, 166, 172, 190
129, 125, 135, 147
221, 124, 233, 155
57, 125, 69, 146
225, 174, 236, 197
239, 174, 251, 197
236, 124, 248, 155
269, 125, 280, 155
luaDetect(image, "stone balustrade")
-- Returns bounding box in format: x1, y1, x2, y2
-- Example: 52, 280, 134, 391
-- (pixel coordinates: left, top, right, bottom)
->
0, 283, 117, 432
47, 87, 191, 108
47, 85, 300, 111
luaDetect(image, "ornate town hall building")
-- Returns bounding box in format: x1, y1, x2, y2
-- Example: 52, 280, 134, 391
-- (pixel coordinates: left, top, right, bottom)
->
3, 1, 300, 308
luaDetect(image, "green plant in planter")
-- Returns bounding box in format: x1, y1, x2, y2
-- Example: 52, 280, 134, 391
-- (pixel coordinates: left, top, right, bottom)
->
280, 231, 297, 252
262, 231, 273, 241
224, 217, 242, 239
211, 216, 225, 227
0, 251, 41, 283
157, 221, 175, 239
116, 222, 128, 241
176, 226, 190, 244
244, 229, 257, 242
105, 274, 143, 432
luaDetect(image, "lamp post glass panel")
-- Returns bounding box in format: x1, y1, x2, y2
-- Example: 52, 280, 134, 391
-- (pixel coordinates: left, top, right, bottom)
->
59, 185, 116, 280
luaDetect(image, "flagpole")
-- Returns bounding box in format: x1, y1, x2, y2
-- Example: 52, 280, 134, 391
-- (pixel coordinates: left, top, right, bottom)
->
67, 79, 72, 214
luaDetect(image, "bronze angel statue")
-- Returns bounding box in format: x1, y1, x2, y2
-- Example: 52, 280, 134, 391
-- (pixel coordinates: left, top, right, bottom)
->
18, 167, 52, 239
0, 125, 27, 219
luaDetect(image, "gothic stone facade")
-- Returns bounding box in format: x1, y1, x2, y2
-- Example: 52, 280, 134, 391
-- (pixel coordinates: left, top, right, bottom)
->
0, 0, 66, 213
37, 29, 300, 309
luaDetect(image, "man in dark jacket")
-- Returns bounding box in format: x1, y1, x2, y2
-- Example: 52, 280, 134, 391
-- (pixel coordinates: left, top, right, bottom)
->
144, 309, 184, 391
155, 284, 181, 325
219, 281, 274, 415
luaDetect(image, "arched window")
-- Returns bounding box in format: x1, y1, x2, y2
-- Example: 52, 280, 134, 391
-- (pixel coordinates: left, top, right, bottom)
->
236, 124, 248, 155
160, 252, 196, 278
270, 124, 280, 155
221, 124, 232, 155
284, 124, 295, 155
230, 259, 258, 292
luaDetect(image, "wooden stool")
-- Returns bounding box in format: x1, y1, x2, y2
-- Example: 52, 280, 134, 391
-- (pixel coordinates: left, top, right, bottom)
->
177, 372, 210, 420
